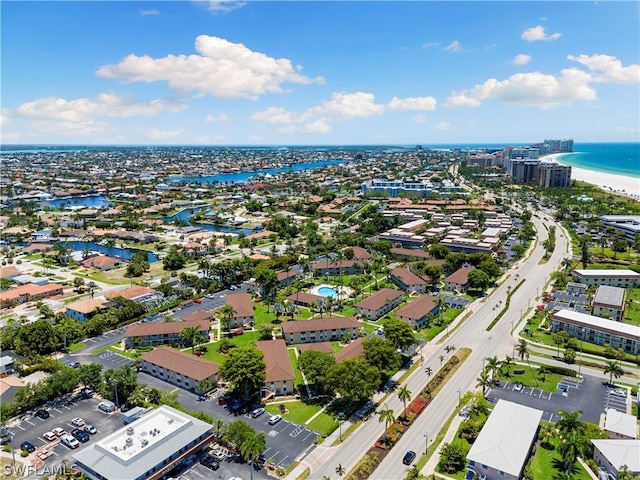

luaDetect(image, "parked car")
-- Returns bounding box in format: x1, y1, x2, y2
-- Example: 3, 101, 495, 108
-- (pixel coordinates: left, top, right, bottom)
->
193, 298, 202, 304
34, 409, 49, 419
98, 401, 116, 413
71, 417, 85, 427
402, 451, 416, 465
61, 434, 80, 449
20, 441, 36, 453
69, 362, 80, 369
251, 407, 266, 418
513, 382, 524, 392
71, 429, 90, 443
52, 427, 66, 437
610, 389, 626, 397
43, 432, 57, 442
200, 455, 220, 471
268, 415, 282, 425
84, 425, 97, 435
80, 389, 94, 399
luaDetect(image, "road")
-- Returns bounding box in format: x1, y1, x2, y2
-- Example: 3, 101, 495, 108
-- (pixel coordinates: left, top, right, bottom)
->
306, 212, 571, 480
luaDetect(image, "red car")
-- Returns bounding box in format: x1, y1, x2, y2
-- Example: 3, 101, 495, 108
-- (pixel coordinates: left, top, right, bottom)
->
233, 328, 243, 336
193, 298, 202, 304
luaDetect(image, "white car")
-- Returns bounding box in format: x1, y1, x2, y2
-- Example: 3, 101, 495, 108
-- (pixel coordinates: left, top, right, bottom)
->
61, 434, 80, 449
70, 417, 85, 427
268, 414, 282, 425
513, 383, 524, 392
43, 432, 57, 442
610, 389, 626, 397
52, 427, 66, 437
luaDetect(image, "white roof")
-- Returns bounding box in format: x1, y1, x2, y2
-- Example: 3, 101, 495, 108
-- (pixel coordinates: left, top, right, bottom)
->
553, 309, 640, 339
467, 400, 543, 477
574, 269, 640, 278
604, 409, 638, 439
592, 439, 640, 471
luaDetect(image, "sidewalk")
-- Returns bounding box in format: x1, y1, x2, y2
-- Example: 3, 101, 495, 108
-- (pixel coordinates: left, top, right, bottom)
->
421, 412, 465, 478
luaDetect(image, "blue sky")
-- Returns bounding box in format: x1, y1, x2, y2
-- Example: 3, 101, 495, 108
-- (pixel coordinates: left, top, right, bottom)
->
2, 1, 639, 145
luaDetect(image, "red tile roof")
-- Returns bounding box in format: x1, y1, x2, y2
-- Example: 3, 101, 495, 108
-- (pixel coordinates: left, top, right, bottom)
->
141, 346, 219, 381
396, 295, 439, 320
105, 285, 155, 301
255, 340, 295, 383
444, 267, 474, 286
334, 337, 364, 363
125, 319, 209, 338
391, 268, 428, 286
226, 293, 253, 318
355, 288, 403, 311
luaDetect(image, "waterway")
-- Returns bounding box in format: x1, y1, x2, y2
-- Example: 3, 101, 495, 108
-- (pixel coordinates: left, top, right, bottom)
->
59, 241, 159, 262
44, 195, 111, 209
167, 159, 346, 184
164, 208, 252, 235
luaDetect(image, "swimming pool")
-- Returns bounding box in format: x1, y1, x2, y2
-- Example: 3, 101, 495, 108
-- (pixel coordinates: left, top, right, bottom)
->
317, 286, 338, 298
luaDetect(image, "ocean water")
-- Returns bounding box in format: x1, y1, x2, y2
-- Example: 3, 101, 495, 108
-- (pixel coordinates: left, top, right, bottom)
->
552, 143, 640, 178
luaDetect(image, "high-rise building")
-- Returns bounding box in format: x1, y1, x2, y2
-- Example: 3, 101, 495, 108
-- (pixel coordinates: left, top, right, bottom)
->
536, 163, 572, 187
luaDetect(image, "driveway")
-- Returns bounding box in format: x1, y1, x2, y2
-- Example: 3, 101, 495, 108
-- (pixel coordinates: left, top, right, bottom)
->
487, 373, 605, 424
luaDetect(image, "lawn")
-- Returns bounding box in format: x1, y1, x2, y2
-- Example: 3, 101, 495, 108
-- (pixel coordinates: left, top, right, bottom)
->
307, 413, 339, 437
264, 400, 324, 425
625, 297, 640, 326
529, 438, 593, 480
252, 301, 277, 326
288, 348, 305, 390
68, 342, 86, 353
501, 364, 564, 393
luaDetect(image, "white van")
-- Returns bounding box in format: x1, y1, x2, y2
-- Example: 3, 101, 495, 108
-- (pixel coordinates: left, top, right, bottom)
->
61, 434, 80, 449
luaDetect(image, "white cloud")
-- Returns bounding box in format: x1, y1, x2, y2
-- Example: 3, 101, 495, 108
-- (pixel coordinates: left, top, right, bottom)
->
0, 109, 9, 126
252, 92, 439, 134
521, 25, 561, 42
413, 114, 427, 124
422, 42, 439, 49
435, 121, 451, 130
387, 96, 437, 111
445, 68, 596, 108
97, 35, 324, 100
146, 128, 184, 141
204, 1, 246, 13
140, 8, 159, 16
512, 54, 532, 65
443, 41, 463, 52
30, 119, 110, 138
205, 113, 228, 122
567, 54, 640, 84
14, 93, 186, 122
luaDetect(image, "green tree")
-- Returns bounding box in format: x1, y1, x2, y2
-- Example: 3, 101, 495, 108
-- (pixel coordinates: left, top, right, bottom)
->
558, 432, 586, 473
378, 403, 396, 445
397, 385, 412, 419
180, 326, 204, 355
76, 363, 103, 390
603, 360, 624, 385
363, 337, 401, 378
485, 356, 501, 383
557, 410, 586, 437
326, 357, 380, 404
476, 371, 493, 397
220, 346, 266, 400
240, 430, 266, 480
297, 350, 336, 393
103, 364, 139, 404
163, 245, 186, 271
225, 420, 254, 449
219, 304, 236, 332
381, 317, 416, 352
437, 440, 469, 474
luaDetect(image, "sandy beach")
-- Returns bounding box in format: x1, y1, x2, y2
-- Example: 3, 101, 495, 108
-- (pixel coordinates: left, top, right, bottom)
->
542, 153, 640, 199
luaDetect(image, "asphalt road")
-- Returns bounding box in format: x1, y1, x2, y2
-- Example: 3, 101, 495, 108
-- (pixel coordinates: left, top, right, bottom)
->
306, 212, 571, 480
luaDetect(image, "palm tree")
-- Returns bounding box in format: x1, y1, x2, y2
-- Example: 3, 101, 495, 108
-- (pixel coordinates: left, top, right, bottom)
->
603, 360, 624, 385
425, 366, 433, 382
616, 465, 634, 480
213, 419, 227, 440
219, 304, 236, 332
240, 431, 266, 480
439, 354, 445, 365
476, 371, 493, 397
515, 339, 529, 361
179, 326, 203, 355
557, 410, 586, 438
539, 422, 556, 448
378, 403, 396, 445
397, 385, 412, 419
558, 431, 586, 473
485, 356, 501, 384
436, 296, 447, 326
335, 463, 346, 479
502, 355, 513, 377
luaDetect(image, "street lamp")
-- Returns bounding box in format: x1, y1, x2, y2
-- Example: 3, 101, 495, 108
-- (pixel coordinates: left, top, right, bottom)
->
578, 328, 585, 378
338, 412, 345, 442
114, 380, 119, 409
423, 432, 429, 454
457, 389, 462, 408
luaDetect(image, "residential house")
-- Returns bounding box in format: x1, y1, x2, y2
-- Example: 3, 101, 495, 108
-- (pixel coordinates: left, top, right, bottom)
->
592, 286, 626, 322
277, 270, 298, 288
551, 309, 640, 355
390, 247, 434, 261
105, 285, 163, 305
81, 255, 123, 271
65, 298, 110, 322
0, 376, 25, 404
225, 293, 254, 329
592, 439, 640, 479
281, 317, 360, 345
296, 342, 334, 355
466, 400, 543, 480
255, 340, 295, 398
0, 356, 15, 376
572, 269, 640, 288
286, 291, 324, 308
602, 409, 638, 439
444, 267, 474, 293
0, 283, 64, 307
355, 288, 404, 321
124, 319, 210, 349
311, 260, 364, 277
334, 337, 364, 363
0, 265, 21, 280
140, 347, 218, 393
395, 295, 439, 329
347, 246, 372, 261
390, 267, 430, 294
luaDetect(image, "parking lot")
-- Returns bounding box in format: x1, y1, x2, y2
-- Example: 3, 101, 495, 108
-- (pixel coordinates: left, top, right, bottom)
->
486, 373, 611, 424
139, 372, 320, 469
6, 394, 124, 477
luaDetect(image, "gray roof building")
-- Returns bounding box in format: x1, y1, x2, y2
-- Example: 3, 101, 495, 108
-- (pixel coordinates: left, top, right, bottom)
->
73, 405, 213, 480
466, 400, 542, 480
593, 285, 626, 310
